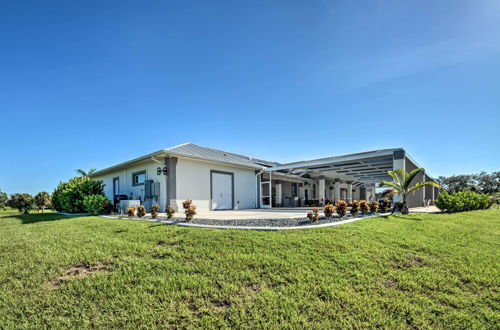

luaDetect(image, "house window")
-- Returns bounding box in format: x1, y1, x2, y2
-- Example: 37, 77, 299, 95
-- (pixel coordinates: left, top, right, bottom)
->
132, 171, 146, 186
291, 183, 298, 197
313, 184, 316, 199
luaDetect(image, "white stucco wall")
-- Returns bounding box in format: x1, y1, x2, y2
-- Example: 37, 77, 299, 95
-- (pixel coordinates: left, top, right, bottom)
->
175, 157, 257, 211
92, 160, 167, 212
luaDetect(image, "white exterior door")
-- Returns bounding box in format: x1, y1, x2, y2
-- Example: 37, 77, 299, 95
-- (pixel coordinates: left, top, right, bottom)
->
212, 172, 233, 210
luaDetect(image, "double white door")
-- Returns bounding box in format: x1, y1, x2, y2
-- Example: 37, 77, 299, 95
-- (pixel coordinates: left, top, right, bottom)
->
212, 172, 233, 210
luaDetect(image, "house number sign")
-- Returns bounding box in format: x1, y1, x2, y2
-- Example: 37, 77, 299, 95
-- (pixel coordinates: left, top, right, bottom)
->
157, 167, 168, 175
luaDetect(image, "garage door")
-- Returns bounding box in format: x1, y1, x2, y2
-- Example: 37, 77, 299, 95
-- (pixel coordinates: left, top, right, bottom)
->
212, 172, 233, 210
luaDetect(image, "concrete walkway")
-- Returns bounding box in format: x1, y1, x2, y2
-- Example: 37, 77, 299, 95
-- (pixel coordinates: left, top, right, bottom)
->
409, 206, 440, 213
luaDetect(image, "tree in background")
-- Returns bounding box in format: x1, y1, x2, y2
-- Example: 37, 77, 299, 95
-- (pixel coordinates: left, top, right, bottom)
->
34, 192, 51, 213
381, 168, 440, 215
473, 172, 500, 195
436, 172, 500, 194
75, 168, 97, 177
0, 190, 8, 210
8, 193, 34, 214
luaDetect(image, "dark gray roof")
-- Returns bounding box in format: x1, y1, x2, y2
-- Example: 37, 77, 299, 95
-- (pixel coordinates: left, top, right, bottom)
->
166, 143, 279, 169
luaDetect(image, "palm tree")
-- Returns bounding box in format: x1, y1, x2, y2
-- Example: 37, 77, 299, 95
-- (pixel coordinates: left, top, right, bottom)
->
75, 168, 96, 177
381, 168, 440, 215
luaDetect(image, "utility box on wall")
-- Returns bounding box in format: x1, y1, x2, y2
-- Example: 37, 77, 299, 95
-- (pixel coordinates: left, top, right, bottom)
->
144, 180, 160, 198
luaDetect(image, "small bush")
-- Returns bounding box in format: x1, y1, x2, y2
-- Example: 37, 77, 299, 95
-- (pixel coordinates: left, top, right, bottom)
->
137, 205, 146, 218
127, 207, 135, 217
350, 200, 360, 216
370, 201, 379, 213
380, 199, 391, 213
8, 193, 34, 214
307, 207, 319, 221
323, 203, 335, 218
83, 194, 109, 215
335, 200, 348, 217
166, 205, 175, 219
102, 201, 113, 215
435, 190, 491, 213
359, 200, 370, 215
151, 204, 160, 219
183, 200, 196, 221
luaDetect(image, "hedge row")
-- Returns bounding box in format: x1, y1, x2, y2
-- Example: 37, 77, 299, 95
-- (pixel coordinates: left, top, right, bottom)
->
435, 190, 492, 212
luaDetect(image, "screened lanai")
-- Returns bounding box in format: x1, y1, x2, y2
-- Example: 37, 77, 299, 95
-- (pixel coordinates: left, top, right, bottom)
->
257, 148, 439, 209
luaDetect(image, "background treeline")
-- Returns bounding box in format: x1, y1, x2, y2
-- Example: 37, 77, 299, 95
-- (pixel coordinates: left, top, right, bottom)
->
436, 171, 500, 194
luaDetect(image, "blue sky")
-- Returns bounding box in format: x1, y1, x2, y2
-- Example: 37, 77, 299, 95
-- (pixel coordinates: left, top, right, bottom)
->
1, 0, 499, 194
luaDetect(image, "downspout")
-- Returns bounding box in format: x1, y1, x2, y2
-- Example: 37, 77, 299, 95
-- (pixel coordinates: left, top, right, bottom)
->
151, 154, 167, 212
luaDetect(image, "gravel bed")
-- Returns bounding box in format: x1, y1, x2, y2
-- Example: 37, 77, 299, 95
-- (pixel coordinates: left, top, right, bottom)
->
111, 214, 376, 227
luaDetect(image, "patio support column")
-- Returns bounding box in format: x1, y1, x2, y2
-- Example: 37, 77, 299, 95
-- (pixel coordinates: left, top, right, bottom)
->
269, 172, 272, 208
392, 150, 405, 204
432, 184, 435, 204
372, 185, 376, 202
275, 181, 282, 207
347, 181, 353, 202
319, 177, 325, 205
334, 179, 340, 202
421, 170, 426, 206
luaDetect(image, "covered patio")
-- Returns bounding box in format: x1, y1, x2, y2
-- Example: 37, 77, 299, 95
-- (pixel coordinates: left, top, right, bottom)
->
257, 148, 439, 209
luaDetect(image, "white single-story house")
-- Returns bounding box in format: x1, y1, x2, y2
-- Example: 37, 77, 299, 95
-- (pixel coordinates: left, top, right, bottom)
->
90, 143, 438, 212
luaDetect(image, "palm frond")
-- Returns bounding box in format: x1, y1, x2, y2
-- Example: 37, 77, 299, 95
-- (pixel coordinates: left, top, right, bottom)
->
75, 169, 87, 176
380, 181, 400, 192
403, 168, 424, 190
409, 181, 440, 194
388, 169, 403, 189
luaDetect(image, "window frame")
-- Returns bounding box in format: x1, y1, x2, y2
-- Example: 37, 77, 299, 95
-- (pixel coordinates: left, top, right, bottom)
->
132, 170, 146, 186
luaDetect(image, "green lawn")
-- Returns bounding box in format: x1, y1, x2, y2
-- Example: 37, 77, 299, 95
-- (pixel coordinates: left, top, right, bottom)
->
0, 209, 498, 328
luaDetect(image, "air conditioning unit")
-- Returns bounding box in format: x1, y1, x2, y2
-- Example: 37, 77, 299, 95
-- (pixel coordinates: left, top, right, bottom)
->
144, 180, 154, 198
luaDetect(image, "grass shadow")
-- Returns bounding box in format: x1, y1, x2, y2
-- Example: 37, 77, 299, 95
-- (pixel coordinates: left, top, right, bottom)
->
0, 211, 88, 224
391, 214, 423, 221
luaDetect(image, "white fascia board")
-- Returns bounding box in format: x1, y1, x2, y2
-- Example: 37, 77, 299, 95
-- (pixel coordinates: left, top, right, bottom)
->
265, 149, 400, 172
172, 154, 264, 171
90, 150, 168, 177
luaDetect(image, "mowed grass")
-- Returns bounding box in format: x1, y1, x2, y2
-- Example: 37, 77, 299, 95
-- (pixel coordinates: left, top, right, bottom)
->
0, 209, 499, 329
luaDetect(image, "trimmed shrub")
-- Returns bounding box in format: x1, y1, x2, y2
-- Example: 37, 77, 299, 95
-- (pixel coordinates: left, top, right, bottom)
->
380, 199, 391, 213
435, 190, 491, 213
307, 207, 319, 221
350, 200, 360, 216
52, 176, 105, 213
335, 200, 348, 217
8, 193, 34, 214
102, 200, 113, 215
83, 194, 110, 215
137, 205, 146, 218
359, 200, 370, 215
183, 200, 197, 221
323, 203, 335, 218
127, 207, 135, 217
151, 204, 160, 219
166, 205, 175, 219
370, 201, 380, 213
